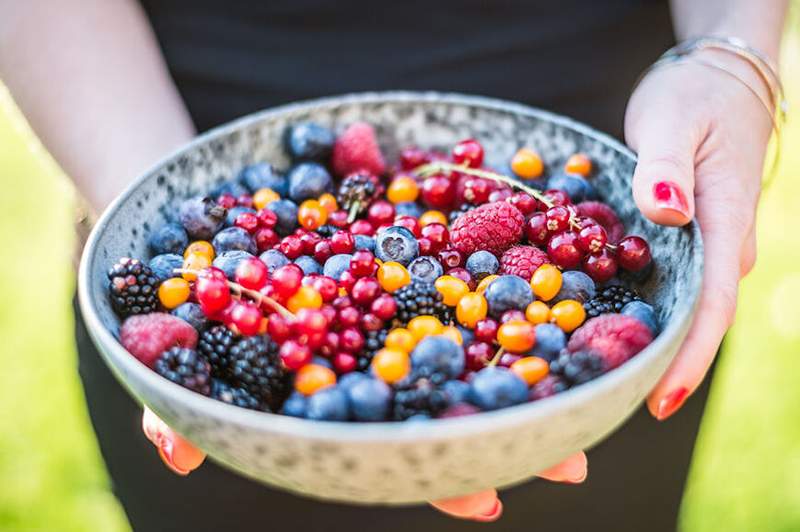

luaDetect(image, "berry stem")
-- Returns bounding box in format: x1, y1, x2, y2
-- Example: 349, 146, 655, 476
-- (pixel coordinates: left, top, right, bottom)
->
347, 201, 361, 223
487, 347, 505, 367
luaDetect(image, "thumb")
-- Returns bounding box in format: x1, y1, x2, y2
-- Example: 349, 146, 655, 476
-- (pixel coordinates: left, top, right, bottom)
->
142, 407, 206, 475
625, 90, 703, 227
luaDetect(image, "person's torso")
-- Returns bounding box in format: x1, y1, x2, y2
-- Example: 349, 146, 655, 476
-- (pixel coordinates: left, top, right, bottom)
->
140, 0, 674, 135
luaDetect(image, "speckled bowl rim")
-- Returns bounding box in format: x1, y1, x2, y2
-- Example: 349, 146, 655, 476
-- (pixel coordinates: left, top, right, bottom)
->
79, 91, 703, 444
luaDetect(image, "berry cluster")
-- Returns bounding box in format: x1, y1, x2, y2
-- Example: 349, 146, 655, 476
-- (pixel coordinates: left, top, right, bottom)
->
108, 124, 659, 421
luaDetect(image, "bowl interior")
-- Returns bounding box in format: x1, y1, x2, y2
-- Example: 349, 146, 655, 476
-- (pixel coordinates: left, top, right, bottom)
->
79, 91, 702, 455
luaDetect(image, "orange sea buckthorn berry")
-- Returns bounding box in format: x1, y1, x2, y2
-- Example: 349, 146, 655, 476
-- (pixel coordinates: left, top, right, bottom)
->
511, 356, 549, 386
419, 210, 448, 227
371, 348, 411, 384
286, 285, 323, 313
385, 328, 417, 353
497, 320, 537, 353
182, 253, 212, 281
295, 364, 337, 396
184, 240, 215, 260
476, 274, 499, 293
565, 153, 592, 176
525, 300, 551, 325
530, 263, 562, 301
510, 148, 544, 180
297, 199, 328, 230
434, 275, 470, 306
550, 299, 586, 333
253, 187, 281, 210
440, 326, 463, 345
377, 261, 411, 292
318, 193, 338, 213
408, 316, 444, 341
387, 175, 420, 204
158, 277, 191, 309
456, 292, 488, 328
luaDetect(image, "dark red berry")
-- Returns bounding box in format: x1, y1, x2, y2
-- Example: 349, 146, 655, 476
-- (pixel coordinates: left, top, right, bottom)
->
234, 212, 260, 233
501, 309, 527, 323
543, 189, 571, 207
338, 270, 357, 293
319, 304, 337, 324
421, 223, 449, 251
617, 236, 652, 272
545, 206, 572, 233
582, 248, 619, 283
393, 215, 422, 238
399, 147, 431, 171
438, 248, 464, 269
463, 178, 491, 204
351, 277, 381, 306
508, 193, 537, 215
236, 195, 253, 208
367, 200, 395, 226
299, 231, 322, 255
488, 189, 513, 203
418, 237, 435, 256
217, 194, 236, 209
294, 308, 328, 335
330, 230, 355, 254
452, 139, 484, 168
313, 239, 334, 263
234, 257, 268, 290
271, 264, 303, 298
337, 305, 361, 328
447, 267, 475, 290
421, 175, 456, 210
349, 250, 376, 277
465, 341, 493, 371
328, 209, 349, 227
280, 340, 312, 370
229, 301, 262, 336
525, 212, 550, 246
254, 227, 279, 252
279, 235, 304, 259
360, 313, 384, 332
256, 208, 278, 228
577, 223, 608, 254
370, 293, 397, 320
339, 327, 365, 353
333, 352, 358, 373
349, 219, 375, 236
547, 231, 584, 269
474, 318, 499, 343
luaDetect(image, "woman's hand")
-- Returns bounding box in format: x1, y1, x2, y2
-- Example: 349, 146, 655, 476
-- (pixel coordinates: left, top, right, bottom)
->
142, 408, 587, 521
624, 50, 771, 419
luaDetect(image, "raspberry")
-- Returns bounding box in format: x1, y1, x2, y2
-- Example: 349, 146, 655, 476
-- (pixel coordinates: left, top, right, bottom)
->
450, 201, 525, 257
120, 313, 198, 368
500, 245, 550, 280
567, 314, 653, 370
576, 201, 624, 243
332, 122, 386, 177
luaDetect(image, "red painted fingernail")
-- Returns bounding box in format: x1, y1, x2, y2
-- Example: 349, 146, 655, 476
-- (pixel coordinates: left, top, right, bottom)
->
158, 440, 190, 476
656, 387, 689, 421
653, 181, 689, 217
476, 500, 502, 520
567, 468, 588, 484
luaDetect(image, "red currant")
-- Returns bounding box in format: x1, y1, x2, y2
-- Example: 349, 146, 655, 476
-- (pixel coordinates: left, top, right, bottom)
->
235, 212, 260, 234
337, 305, 361, 328
332, 352, 357, 374
488, 189, 513, 203
256, 208, 278, 228
399, 146, 431, 171
280, 340, 312, 370
421, 175, 456, 210
229, 301, 262, 336
370, 293, 397, 320
367, 200, 395, 226
617, 236, 652, 272
349, 219, 374, 236
463, 178, 491, 204
545, 206, 572, 233
351, 277, 381, 306
349, 250, 376, 277
313, 239, 333, 263
500, 309, 527, 323
319, 304, 337, 324
393, 215, 422, 238
321, 331, 339, 356
417, 237, 434, 256
299, 231, 322, 255
438, 248, 464, 269
547, 231, 584, 269
236, 194, 253, 208
217, 194, 236, 209
446, 267, 475, 290
525, 212, 550, 246
582, 248, 618, 283
330, 230, 355, 254
294, 308, 328, 335
196, 276, 230, 315
328, 209, 349, 227
311, 275, 338, 302
338, 270, 357, 293
577, 223, 608, 254
498, 353, 523, 368
543, 189, 571, 206
339, 327, 365, 353
234, 257, 268, 290
271, 264, 303, 298
267, 314, 291, 343
254, 227, 279, 252
474, 318, 499, 343
278, 235, 304, 259
360, 313, 384, 332
421, 223, 449, 251
465, 341, 493, 371
508, 193, 537, 215
452, 139, 484, 168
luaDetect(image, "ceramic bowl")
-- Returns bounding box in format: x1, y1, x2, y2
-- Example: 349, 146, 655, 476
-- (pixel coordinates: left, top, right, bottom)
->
78, 92, 703, 504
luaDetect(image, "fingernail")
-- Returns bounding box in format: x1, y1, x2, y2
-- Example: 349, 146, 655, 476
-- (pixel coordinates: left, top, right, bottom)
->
653, 181, 689, 217
657, 387, 689, 421
567, 468, 588, 484
158, 440, 191, 476
473, 500, 502, 521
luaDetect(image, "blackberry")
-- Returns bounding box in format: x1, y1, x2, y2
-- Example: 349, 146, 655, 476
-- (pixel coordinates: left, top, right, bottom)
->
583, 285, 641, 318
392, 280, 451, 326
210, 379, 267, 411
154, 347, 212, 395
448, 203, 476, 224
357, 328, 389, 371
392, 371, 451, 420
107, 257, 160, 317
197, 324, 239, 376
337, 173, 382, 220
227, 335, 291, 411
549, 350, 606, 386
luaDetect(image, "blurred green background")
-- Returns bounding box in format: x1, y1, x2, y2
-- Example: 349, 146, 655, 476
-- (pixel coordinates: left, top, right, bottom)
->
0, 13, 798, 532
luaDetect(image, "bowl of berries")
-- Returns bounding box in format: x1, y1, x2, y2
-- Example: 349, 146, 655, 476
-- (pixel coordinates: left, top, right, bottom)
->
79, 91, 702, 504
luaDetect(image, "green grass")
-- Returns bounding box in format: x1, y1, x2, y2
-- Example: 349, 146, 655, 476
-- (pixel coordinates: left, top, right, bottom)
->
0, 15, 798, 530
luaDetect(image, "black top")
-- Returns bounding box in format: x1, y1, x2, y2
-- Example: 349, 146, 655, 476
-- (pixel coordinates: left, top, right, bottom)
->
140, 0, 674, 136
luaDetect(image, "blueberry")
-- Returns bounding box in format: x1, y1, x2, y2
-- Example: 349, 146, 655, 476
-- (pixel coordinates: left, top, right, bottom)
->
323, 254, 353, 280
266, 199, 298, 236
375, 226, 419, 266
442, 380, 471, 404
530, 323, 566, 361
172, 302, 209, 332
212, 227, 256, 255
148, 253, 183, 281
346, 377, 392, 421
312, 356, 333, 369
210, 180, 249, 199
468, 367, 528, 411
287, 162, 332, 203
238, 163, 288, 196
213, 250, 255, 279
306, 386, 350, 421
395, 202, 424, 218
465, 250, 499, 281
408, 256, 444, 283
225, 206, 256, 227
148, 223, 188, 256
283, 122, 335, 162
551, 271, 596, 304
354, 235, 376, 253
259, 249, 290, 275
295, 255, 322, 275
483, 275, 534, 319
411, 337, 465, 379
179, 196, 226, 240
282, 391, 309, 418
457, 325, 475, 346
337, 372, 368, 393
547, 173, 592, 203
621, 300, 659, 335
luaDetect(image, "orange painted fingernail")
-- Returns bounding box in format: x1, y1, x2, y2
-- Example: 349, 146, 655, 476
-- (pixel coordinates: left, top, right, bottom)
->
158, 439, 191, 476
656, 387, 689, 421
474, 500, 502, 521
653, 181, 689, 217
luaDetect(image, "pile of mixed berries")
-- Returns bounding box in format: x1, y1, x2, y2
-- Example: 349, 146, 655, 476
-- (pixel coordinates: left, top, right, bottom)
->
107, 121, 659, 422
